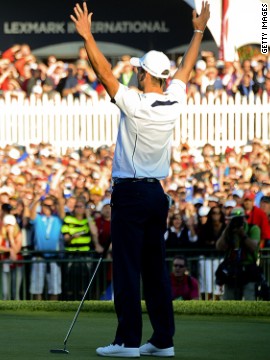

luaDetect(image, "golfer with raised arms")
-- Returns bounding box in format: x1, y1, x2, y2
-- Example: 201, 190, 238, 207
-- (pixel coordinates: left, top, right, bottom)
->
71, 1, 210, 357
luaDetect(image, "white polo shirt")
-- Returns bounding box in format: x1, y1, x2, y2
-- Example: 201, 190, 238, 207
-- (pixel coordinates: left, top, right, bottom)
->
112, 79, 186, 180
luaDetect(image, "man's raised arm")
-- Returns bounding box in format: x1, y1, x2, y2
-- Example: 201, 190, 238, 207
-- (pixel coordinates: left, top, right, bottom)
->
173, 1, 210, 84
70, 2, 119, 99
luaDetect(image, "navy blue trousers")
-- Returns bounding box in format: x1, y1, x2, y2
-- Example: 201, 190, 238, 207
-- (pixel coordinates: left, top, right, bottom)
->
110, 180, 175, 348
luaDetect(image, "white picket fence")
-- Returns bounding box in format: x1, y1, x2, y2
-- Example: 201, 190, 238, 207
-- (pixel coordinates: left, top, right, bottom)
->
0, 91, 269, 154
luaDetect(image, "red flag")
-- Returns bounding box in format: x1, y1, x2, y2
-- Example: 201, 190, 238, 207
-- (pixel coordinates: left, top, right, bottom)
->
219, 0, 229, 61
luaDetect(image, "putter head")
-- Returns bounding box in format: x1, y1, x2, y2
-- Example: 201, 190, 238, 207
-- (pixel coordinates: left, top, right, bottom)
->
50, 349, 69, 354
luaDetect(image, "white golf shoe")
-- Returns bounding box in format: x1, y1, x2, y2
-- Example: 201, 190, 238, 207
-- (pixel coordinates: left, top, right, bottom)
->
96, 343, 140, 357
139, 342, 175, 357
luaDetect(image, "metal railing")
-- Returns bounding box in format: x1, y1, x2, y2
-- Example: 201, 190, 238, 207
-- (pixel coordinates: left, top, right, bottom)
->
0, 248, 269, 301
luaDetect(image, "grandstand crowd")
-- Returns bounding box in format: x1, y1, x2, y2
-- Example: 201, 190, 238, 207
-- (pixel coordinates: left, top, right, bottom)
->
0, 44, 270, 101
0, 43, 270, 301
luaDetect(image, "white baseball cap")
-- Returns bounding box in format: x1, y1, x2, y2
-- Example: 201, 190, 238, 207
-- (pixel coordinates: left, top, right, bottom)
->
232, 189, 244, 198
195, 59, 206, 71
198, 206, 210, 217
224, 200, 237, 208
130, 50, 171, 79
3, 214, 16, 226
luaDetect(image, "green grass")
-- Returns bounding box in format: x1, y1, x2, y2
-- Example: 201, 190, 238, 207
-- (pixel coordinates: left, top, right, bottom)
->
1, 300, 270, 316
1, 310, 269, 359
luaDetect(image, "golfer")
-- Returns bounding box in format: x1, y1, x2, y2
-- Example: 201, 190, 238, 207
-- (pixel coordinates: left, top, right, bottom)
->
71, 1, 210, 357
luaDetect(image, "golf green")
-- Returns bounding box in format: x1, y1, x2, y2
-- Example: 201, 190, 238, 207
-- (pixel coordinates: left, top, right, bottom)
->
0, 311, 269, 359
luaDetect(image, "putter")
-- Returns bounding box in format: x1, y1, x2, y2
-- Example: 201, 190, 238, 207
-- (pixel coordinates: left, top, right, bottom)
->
50, 242, 111, 354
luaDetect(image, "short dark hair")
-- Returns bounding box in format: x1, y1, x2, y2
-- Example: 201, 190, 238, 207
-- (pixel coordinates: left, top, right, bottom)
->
173, 254, 187, 266
260, 196, 270, 204
1, 203, 12, 213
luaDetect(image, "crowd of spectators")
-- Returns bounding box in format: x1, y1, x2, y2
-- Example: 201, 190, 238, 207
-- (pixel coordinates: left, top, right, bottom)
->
0, 136, 269, 300
1, 43, 270, 301
0, 44, 270, 102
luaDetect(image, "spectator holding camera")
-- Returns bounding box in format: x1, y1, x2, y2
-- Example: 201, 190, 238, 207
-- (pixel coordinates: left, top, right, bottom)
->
241, 190, 270, 249
216, 207, 260, 300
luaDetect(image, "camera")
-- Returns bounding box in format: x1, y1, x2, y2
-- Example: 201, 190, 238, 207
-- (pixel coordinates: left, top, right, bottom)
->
229, 216, 244, 229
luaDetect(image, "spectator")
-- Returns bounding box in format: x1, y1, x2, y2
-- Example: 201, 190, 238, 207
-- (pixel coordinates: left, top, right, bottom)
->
232, 73, 259, 97
11, 197, 33, 251
206, 195, 220, 208
231, 189, 244, 206
61, 196, 102, 300
62, 60, 97, 99
29, 190, 65, 300
0, 204, 23, 300
170, 255, 199, 300
95, 200, 112, 296
259, 195, 270, 250
0, 60, 19, 91
263, 70, 270, 98
242, 190, 270, 249
197, 205, 226, 300
2, 44, 36, 79
222, 61, 242, 97
89, 186, 104, 211
164, 213, 198, 255
197, 205, 210, 226
46, 60, 67, 89
241, 59, 253, 77
112, 55, 138, 89
222, 199, 236, 222
216, 207, 260, 300
252, 60, 265, 94
24, 65, 42, 98
201, 66, 223, 97
187, 59, 207, 98
95, 200, 111, 251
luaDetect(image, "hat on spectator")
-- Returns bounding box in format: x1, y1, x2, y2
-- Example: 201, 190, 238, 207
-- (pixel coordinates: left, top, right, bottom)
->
228, 206, 245, 219
0, 186, 14, 196
70, 152, 80, 161
207, 195, 219, 203
232, 189, 244, 198
102, 198, 111, 207
92, 171, 101, 180
90, 186, 103, 196
39, 148, 51, 157
3, 214, 16, 226
192, 197, 204, 206
168, 183, 178, 192
52, 163, 62, 171
10, 165, 21, 176
8, 148, 20, 160
224, 200, 236, 208
216, 60, 225, 69
130, 50, 171, 79
243, 190, 256, 200
195, 60, 206, 71
260, 195, 270, 204
198, 206, 210, 217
